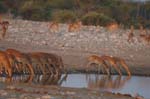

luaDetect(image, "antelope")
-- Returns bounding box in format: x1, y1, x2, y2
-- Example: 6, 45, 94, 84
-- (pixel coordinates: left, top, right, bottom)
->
32, 52, 64, 79
68, 20, 82, 32
0, 50, 12, 82
5, 51, 20, 73
27, 52, 55, 76
106, 22, 119, 31
49, 21, 59, 33
25, 53, 47, 75
0, 21, 9, 39
127, 25, 134, 43
139, 25, 147, 36
86, 55, 110, 75
101, 55, 131, 76
140, 34, 150, 44
139, 26, 150, 44
5, 49, 34, 82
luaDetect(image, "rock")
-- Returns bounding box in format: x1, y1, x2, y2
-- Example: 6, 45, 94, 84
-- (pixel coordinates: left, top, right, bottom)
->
0, 90, 8, 96
66, 91, 76, 95
6, 85, 16, 90
41, 95, 51, 99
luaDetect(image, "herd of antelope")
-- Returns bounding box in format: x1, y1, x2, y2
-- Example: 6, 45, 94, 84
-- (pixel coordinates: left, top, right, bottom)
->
127, 25, 150, 44
0, 48, 65, 83
86, 55, 131, 76
0, 16, 150, 45
48, 20, 82, 33
49, 21, 150, 44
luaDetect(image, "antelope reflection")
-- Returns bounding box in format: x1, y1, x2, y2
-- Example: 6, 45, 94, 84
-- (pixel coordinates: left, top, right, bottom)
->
0, 73, 67, 85
86, 74, 131, 90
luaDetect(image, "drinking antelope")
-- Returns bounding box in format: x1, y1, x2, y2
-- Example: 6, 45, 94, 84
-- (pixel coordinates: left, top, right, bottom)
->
86, 55, 110, 75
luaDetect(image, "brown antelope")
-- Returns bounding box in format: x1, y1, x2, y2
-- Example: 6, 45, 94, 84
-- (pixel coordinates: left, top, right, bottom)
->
49, 21, 59, 33
38, 52, 65, 82
140, 34, 150, 44
95, 25, 101, 32
0, 21, 9, 39
32, 52, 64, 79
139, 25, 147, 36
5, 49, 34, 82
106, 22, 119, 31
127, 25, 134, 43
86, 55, 110, 75
0, 50, 12, 82
101, 55, 131, 76
139, 26, 150, 44
5, 51, 20, 73
68, 20, 82, 32
27, 52, 55, 76
26, 53, 47, 75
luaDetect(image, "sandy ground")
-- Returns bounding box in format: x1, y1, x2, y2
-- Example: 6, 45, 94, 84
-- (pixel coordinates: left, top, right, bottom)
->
0, 82, 136, 99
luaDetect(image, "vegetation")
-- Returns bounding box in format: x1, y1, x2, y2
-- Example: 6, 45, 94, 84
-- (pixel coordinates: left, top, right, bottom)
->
81, 12, 115, 26
0, 0, 150, 28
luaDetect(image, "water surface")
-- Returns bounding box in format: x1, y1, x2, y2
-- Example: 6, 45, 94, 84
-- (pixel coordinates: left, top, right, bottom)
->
61, 74, 150, 99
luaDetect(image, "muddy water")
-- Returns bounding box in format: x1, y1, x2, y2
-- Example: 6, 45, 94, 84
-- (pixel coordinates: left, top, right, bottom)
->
61, 74, 150, 99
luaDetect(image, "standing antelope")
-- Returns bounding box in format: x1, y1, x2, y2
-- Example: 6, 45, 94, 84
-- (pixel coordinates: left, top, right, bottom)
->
0, 21, 9, 39
68, 20, 82, 32
49, 21, 59, 33
86, 55, 110, 75
139, 26, 150, 44
127, 25, 134, 43
106, 22, 119, 31
140, 25, 147, 36
140, 34, 150, 44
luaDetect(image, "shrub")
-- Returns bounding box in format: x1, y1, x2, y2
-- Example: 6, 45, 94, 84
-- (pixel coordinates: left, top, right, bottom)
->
81, 12, 115, 26
19, 1, 52, 21
51, 10, 77, 23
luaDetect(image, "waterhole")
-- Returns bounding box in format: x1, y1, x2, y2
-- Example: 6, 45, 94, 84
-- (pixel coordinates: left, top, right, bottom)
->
0, 74, 150, 98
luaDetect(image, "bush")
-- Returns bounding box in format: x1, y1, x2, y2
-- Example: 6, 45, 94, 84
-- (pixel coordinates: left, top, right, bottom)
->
0, 2, 7, 13
20, 8, 52, 21
18, 1, 52, 21
81, 12, 115, 26
51, 10, 77, 23
48, 0, 75, 9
